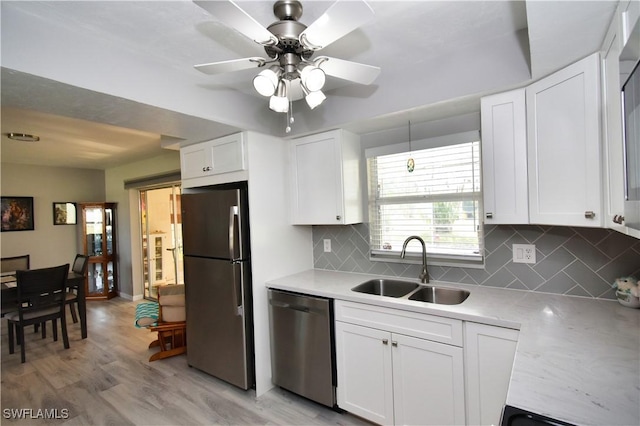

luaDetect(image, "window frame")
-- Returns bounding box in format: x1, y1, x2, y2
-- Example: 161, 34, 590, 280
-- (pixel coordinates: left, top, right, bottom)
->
365, 130, 484, 268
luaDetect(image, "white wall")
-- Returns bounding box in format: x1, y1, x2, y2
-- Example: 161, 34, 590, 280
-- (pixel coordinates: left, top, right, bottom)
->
0, 163, 105, 268
246, 131, 313, 396
104, 151, 180, 300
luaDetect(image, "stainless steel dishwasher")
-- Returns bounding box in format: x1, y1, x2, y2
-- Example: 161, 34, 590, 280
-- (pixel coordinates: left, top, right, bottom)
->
268, 289, 336, 408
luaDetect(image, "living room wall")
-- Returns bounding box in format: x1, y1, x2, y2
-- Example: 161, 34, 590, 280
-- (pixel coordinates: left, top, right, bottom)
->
0, 163, 105, 269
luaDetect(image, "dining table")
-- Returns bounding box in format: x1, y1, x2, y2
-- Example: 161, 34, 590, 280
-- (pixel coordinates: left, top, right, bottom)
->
1, 270, 87, 339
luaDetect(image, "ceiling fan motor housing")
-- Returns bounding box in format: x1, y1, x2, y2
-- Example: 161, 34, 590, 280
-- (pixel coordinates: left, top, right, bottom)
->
266, 0, 314, 73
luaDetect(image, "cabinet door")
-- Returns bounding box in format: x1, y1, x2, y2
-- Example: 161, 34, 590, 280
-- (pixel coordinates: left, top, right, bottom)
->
181, 143, 211, 180
464, 322, 519, 426
291, 133, 343, 224
481, 89, 529, 224
392, 334, 465, 426
602, 15, 627, 230
526, 53, 602, 226
180, 134, 246, 181
335, 321, 394, 425
209, 133, 246, 174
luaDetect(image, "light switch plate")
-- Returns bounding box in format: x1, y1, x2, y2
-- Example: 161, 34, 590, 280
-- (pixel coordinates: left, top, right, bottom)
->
513, 244, 536, 264
323, 239, 332, 253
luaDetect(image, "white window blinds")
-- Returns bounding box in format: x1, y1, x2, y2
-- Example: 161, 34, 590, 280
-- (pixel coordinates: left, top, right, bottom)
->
367, 135, 482, 262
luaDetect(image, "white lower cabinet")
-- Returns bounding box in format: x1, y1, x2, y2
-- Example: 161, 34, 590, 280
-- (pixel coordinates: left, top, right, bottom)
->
464, 322, 519, 426
335, 301, 465, 425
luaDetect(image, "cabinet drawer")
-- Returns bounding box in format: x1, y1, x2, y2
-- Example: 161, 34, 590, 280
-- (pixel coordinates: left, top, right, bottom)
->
335, 300, 463, 347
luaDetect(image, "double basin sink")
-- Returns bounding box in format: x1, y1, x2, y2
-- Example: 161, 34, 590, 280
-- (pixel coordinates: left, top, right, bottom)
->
352, 279, 470, 305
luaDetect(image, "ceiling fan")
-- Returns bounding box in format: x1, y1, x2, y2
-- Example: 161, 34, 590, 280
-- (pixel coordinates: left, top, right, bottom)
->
193, 0, 381, 127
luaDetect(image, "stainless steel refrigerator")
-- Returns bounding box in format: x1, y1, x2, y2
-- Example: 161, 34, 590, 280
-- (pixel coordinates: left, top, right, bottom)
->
182, 182, 254, 390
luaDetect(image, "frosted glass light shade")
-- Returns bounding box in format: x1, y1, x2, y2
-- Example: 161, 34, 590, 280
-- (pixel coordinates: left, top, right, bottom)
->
269, 80, 289, 112
305, 89, 326, 109
300, 65, 326, 92
269, 95, 289, 112
253, 66, 280, 97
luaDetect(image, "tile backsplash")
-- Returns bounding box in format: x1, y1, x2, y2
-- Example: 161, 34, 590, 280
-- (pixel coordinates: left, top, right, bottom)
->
312, 224, 640, 300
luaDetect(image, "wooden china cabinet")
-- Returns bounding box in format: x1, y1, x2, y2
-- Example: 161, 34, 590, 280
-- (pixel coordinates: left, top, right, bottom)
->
79, 202, 118, 300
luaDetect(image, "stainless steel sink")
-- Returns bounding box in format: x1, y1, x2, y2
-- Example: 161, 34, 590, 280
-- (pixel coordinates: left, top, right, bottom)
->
408, 286, 470, 305
352, 279, 420, 298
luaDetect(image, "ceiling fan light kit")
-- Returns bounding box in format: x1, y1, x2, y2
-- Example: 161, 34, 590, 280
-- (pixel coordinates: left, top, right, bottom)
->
253, 65, 282, 97
302, 85, 326, 110
193, 0, 380, 131
269, 80, 290, 113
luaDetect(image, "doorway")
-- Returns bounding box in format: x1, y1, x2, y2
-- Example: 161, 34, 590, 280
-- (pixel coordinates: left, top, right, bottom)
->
140, 184, 183, 300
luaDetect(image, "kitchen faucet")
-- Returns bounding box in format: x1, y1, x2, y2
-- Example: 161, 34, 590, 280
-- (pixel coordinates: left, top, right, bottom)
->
400, 236, 429, 283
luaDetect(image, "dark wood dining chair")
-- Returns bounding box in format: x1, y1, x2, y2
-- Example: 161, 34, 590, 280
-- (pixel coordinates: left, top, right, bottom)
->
63, 254, 89, 323
5, 264, 70, 363
1, 254, 30, 274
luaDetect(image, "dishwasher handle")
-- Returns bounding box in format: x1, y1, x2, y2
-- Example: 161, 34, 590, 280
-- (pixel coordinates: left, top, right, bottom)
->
269, 300, 312, 313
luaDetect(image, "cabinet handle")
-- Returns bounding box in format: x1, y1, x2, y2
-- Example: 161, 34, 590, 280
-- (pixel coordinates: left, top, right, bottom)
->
202, 166, 211, 172
585, 211, 595, 219
382, 339, 388, 345
486, 212, 493, 219
336, 215, 341, 221
392, 341, 398, 347
613, 214, 625, 224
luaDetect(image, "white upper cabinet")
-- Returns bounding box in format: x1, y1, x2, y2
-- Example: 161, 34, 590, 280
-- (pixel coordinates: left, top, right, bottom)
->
290, 129, 363, 225
526, 53, 603, 227
481, 89, 529, 224
181, 133, 247, 187
601, 9, 627, 230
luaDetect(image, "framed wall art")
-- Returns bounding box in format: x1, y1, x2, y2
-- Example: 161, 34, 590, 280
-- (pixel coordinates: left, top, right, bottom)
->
1, 196, 35, 232
53, 202, 77, 225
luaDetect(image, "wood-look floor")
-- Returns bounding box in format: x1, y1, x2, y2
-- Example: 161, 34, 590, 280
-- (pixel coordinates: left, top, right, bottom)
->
1, 298, 370, 426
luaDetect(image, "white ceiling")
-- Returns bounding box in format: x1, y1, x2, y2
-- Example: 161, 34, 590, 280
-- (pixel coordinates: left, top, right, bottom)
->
0, 0, 617, 170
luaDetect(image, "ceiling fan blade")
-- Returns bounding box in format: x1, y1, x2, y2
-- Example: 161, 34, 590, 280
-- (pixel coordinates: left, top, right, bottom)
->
316, 56, 381, 85
300, 0, 375, 50
193, 0, 277, 46
194, 57, 266, 75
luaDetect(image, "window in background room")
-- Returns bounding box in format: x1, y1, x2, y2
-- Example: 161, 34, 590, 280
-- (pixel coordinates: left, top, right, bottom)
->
367, 133, 482, 265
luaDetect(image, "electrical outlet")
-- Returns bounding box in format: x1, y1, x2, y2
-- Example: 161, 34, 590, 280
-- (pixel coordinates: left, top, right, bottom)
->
512, 244, 536, 264
323, 239, 332, 253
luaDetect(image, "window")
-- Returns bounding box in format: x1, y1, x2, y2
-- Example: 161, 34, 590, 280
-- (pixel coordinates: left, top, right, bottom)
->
367, 132, 482, 264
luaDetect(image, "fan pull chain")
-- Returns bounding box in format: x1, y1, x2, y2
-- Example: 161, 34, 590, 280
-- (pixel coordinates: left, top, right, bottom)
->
407, 120, 415, 173
286, 97, 294, 133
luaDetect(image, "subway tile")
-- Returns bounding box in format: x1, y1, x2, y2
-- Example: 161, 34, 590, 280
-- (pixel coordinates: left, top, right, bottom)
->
565, 285, 592, 298
463, 267, 492, 285
440, 267, 469, 283
481, 268, 516, 288
534, 272, 577, 295
512, 225, 545, 243
535, 227, 576, 256
596, 231, 640, 259
564, 259, 612, 297
484, 225, 514, 253
485, 245, 513, 275
505, 263, 545, 290
563, 235, 610, 270
597, 249, 640, 283
573, 227, 612, 245
507, 279, 529, 290
311, 224, 638, 301
533, 248, 576, 279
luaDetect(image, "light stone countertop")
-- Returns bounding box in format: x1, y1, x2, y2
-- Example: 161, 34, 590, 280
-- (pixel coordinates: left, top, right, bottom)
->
266, 269, 640, 426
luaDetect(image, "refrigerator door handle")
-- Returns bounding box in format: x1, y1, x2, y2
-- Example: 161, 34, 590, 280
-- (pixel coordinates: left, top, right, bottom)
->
229, 205, 239, 261
232, 261, 243, 316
